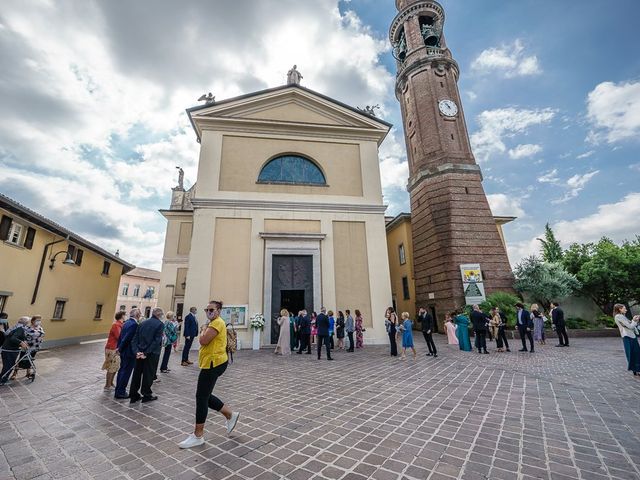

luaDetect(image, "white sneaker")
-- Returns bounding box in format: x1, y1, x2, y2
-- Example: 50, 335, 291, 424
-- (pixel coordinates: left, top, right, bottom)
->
226, 412, 239, 435
178, 433, 204, 449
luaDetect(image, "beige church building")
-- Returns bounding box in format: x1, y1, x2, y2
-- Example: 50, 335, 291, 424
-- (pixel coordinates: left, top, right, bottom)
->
158, 82, 394, 348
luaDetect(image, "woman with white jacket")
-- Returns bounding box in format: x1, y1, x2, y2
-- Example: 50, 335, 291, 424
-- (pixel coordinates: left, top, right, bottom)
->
613, 304, 640, 377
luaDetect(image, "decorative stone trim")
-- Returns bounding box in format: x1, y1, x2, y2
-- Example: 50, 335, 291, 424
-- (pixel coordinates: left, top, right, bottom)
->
259, 232, 326, 241
389, 1, 445, 42
190, 198, 388, 214
408, 164, 483, 192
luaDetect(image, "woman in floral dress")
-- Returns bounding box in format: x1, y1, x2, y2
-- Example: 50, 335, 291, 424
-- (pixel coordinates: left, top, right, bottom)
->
355, 309, 364, 348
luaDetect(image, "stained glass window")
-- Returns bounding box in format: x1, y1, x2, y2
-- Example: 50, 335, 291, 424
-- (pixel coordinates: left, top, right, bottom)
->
258, 155, 326, 185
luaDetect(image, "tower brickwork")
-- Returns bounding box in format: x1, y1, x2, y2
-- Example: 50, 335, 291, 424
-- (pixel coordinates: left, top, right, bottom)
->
390, 0, 514, 325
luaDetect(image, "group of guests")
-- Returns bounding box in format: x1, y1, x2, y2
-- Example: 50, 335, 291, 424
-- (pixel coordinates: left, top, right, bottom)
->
0, 313, 45, 384
101, 303, 240, 449
441, 302, 569, 354
274, 308, 365, 359
383, 307, 420, 359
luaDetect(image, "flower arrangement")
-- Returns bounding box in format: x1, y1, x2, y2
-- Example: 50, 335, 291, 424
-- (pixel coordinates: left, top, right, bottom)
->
250, 313, 265, 330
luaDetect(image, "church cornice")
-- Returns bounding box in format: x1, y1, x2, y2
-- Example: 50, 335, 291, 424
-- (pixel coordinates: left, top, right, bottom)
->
190, 198, 388, 214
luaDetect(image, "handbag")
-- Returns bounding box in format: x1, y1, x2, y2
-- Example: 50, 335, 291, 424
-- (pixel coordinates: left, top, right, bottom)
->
226, 324, 238, 363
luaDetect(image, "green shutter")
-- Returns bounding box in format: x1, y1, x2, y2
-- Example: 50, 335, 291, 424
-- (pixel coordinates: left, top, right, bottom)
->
0, 215, 12, 240
24, 227, 36, 250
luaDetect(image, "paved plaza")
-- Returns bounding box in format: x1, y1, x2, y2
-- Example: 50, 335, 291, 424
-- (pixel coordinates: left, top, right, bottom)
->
1, 335, 640, 480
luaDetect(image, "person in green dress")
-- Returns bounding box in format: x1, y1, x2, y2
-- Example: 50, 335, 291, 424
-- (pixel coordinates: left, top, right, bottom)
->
454, 311, 472, 351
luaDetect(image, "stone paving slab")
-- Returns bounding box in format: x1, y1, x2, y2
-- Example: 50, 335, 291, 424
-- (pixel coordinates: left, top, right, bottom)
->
1, 336, 640, 479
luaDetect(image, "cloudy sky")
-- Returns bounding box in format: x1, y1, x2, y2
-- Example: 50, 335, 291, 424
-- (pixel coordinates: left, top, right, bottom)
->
1, 0, 639, 270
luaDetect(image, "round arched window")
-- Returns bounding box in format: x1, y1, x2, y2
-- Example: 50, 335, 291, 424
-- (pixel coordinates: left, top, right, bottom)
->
257, 155, 326, 185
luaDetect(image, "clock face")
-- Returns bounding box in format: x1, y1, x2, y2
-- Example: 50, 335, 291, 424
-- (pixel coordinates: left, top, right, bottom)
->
439, 99, 458, 117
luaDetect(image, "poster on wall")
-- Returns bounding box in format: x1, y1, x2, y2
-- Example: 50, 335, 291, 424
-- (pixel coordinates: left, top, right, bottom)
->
459, 263, 486, 304
219, 305, 248, 327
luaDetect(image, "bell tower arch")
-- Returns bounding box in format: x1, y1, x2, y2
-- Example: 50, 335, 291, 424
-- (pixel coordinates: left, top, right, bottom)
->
390, 0, 514, 325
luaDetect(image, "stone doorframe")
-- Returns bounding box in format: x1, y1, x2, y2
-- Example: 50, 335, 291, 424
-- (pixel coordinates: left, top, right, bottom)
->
260, 233, 324, 346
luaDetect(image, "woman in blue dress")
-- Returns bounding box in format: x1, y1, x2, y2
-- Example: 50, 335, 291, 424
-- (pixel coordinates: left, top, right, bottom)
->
400, 312, 417, 360
454, 311, 472, 351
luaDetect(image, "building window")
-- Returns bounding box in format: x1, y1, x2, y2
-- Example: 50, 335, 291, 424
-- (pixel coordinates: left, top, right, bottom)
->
144, 306, 151, 318
53, 300, 66, 319
0, 295, 7, 313
257, 155, 326, 185
75, 249, 83, 266
102, 261, 110, 275
67, 245, 83, 266
399, 244, 406, 265
67, 244, 76, 259
7, 222, 24, 246
122, 283, 129, 296
402, 276, 410, 300
94, 304, 103, 319
143, 286, 155, 299
133, 284, 140, 297
119, 305, 126, 311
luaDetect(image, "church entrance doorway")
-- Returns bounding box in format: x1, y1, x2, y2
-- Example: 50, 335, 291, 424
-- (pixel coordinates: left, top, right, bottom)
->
270, 255, 313, 344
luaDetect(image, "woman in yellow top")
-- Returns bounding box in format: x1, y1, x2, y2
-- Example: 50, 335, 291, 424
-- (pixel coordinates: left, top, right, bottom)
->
179, 300, 239, 449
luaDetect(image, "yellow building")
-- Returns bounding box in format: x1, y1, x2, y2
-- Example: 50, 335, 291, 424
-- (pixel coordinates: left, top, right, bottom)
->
158, 83, 394, 348
385, 212, 515, 327
0, 193, 134, 347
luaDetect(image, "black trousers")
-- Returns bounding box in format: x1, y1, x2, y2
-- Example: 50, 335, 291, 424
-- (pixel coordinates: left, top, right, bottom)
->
0, 351, 18, 382
317, 335, 331, 359
130, 353, 159, 398
496, 327, 510, 350
388, 330, 398, 356
518, 326, 534, 351
298, 334, 311, 353
195, 361, 227, 424
329, 334, 334, 349
347, 332, 354, 351
182, 337, 194, 362
475, 331, 487, 351
160, 344, 172, 371
422, 332, 437, 355
556, 324, 569, 346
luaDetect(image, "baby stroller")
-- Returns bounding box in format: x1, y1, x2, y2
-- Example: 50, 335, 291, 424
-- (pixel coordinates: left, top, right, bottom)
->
0, 348, 37, 383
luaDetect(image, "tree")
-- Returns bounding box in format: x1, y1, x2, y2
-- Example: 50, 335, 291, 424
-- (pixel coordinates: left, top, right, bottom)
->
513, 255, 581, 311
562, 237, 640, 315
537, 223, 563, 263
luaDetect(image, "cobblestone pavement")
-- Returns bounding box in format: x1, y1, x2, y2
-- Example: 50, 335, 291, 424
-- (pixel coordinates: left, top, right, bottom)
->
1, 335, 640, 480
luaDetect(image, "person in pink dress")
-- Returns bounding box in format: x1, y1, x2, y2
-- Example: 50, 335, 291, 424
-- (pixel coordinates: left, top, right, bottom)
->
355, 310, 364, 348
310, 312, 318, 345
444, 313, 458, 345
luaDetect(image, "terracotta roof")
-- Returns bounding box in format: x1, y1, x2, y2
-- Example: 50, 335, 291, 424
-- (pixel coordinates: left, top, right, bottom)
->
125, 267, 161, 280
0, 192, 135, 272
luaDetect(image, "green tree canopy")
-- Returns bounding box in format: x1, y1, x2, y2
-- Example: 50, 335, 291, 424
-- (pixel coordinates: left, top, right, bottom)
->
513, 255, 581, 311
562, 237, 640, 314
538, 223, 563, 263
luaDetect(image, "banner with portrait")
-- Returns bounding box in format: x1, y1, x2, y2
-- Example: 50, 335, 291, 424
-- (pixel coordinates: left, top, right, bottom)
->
459, 263, 486, 304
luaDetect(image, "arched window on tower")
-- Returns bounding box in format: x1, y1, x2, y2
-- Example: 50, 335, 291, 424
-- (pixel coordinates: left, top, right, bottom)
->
257, 154, 326, 186
419, 15, 441, 48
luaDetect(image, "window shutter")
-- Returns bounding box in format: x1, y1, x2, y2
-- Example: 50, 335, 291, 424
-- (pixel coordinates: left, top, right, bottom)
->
0, 216, 12, 240
75, 249, 83, 266
24, 227, 36, 250
67, 244, 76, 258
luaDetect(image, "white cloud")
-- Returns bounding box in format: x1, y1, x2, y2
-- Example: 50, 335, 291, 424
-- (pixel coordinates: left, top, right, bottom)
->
552, 170, 599, 204
0, 0, 396, 269
487, 194, 525, 217
471, 40, 541, 78
507, 237, 541, 267
576, 150, 595, 159
508, 143, 542, 159
554, 193, 640, 245
630, 163, 640, 172
378, 129, 409, 191
470, 107, 556, 162
586, 80, 640, 144
538, 169, 559, 183
465, 91, 477, 101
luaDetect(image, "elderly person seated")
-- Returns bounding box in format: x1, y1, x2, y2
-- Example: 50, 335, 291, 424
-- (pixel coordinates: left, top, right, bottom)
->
0, 316, 29, 385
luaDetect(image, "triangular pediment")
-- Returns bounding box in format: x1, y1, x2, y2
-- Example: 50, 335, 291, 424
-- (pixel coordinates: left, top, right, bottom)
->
188, 85, 390, 131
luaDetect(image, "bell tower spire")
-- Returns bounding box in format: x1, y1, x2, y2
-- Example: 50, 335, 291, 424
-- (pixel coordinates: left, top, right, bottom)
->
390, 0, 514, 325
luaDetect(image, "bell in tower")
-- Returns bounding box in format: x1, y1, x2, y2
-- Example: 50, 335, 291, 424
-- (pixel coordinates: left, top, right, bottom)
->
390, 0, 515, 327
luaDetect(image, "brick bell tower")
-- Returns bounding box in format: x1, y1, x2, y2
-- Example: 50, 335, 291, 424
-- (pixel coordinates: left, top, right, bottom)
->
390, 0, 514, 326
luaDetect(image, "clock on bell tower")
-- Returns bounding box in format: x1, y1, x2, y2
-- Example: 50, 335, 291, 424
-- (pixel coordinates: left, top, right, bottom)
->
390, 0, 515, 327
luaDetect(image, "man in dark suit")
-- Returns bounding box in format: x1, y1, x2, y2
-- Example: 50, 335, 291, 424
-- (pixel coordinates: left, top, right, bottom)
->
418, 308, 437, 357
515, 303, 534, 352
316, 308, 332, 360
129, 308, 165, 403
551, 302, 569, 347
114, 308, 141, 399
471, 305, 490, 354
182, 307, 198, 366
297, 310, 312, 354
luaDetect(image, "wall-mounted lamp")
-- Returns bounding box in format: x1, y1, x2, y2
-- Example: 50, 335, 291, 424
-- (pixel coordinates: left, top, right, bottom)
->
181, 281, 187, 290
49, 250, 75, 269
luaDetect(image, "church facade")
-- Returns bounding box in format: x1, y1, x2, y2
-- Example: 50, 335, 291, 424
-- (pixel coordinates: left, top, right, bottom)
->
158, 84, 393, 348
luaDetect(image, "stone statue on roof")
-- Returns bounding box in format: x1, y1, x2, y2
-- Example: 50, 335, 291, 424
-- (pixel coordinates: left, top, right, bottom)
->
287, 65, 303, 85
175, 166, 184, 190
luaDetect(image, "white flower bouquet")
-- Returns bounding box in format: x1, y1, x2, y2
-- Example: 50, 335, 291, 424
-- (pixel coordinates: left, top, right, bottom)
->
250, 313, 265, 330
